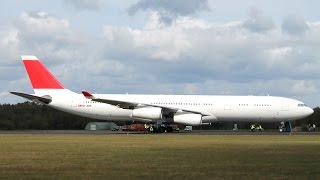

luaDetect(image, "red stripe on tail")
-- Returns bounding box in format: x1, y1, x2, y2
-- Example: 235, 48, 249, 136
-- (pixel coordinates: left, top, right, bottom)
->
23, 59, 64, 89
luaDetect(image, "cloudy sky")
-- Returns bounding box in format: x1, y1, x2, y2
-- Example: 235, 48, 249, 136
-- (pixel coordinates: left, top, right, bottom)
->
1, 0, 320, 107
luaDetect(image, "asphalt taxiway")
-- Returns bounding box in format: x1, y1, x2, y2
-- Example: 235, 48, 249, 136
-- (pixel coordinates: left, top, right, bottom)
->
0, 130, 319, 135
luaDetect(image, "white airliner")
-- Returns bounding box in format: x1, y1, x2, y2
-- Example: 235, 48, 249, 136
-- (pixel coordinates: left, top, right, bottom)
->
11, 56, 313, 129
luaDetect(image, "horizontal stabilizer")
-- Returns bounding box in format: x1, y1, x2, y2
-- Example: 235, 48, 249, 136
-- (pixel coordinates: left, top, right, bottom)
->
10, 91, 52, 104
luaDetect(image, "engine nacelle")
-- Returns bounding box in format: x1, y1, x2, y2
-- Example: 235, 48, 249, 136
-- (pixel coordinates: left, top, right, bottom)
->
131, 107, 162, 120
174, 114, 202, 126
202, 115, 218, 123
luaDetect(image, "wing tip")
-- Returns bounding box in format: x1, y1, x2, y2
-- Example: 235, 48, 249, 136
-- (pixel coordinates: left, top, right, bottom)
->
82, 90, 94, 99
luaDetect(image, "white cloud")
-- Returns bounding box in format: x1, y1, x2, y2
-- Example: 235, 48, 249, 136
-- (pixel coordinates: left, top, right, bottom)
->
263, 47, 294, 67
103, 15, 194, 61
13, 11, 89, 66
266, 47, 293, 58
0, 28, 19, 63
18, 12, 72, 48
20, 12, 69, 32
0, 29, 19, 50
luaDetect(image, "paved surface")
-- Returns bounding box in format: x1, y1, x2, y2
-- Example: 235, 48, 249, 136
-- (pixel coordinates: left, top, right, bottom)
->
0, 130, 144, 135
0, 130, 319, 135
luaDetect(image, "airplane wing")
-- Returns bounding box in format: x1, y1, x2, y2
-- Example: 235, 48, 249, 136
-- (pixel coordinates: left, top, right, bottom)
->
82, 91, 212, 116
82, 91, 134, 108
10, 91, 52, 104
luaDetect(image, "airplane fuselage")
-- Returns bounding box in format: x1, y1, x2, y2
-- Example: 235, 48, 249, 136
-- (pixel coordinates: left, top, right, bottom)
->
11, 56, 314, 126
46, 90, 313, 124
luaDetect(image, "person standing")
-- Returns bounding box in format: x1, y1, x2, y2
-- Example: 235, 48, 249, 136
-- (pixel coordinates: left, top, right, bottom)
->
313, 124, 316, 132
250, 124, 255, 132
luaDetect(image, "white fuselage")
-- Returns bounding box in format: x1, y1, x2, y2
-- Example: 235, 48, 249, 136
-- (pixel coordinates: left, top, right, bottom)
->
14, 56, 314, 126
41, 89, 314, 124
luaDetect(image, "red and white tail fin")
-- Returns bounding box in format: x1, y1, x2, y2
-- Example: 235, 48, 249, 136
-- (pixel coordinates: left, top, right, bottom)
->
22, 55, 64, 89
10, 56, 76, 102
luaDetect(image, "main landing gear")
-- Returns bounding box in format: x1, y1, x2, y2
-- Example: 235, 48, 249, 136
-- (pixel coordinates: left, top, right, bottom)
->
145, 123, 175, 133
157, 125, 174, 133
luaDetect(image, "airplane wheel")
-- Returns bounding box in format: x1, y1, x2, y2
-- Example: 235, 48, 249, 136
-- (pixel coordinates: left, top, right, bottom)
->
158, 127, 165, 133
166, 126, 173, 132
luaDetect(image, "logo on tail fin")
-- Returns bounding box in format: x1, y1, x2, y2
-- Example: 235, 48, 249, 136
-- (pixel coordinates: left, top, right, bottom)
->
21, 56, 64, 89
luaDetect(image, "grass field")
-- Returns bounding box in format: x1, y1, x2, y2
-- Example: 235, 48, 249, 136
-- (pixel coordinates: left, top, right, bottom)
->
0, 134, 319, 179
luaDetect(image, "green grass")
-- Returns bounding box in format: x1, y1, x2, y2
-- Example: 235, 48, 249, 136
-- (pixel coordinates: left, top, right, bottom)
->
0, 134, 319, 179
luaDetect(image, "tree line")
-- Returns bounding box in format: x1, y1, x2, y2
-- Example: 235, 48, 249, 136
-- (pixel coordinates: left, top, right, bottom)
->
0, 102, 93, 130
0, 102, 319, 130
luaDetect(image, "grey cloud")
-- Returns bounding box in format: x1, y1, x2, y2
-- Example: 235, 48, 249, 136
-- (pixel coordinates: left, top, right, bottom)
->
282, 14, 309, 36
64, 0, 102, 11
243, 8, 274, 32
128, 0, 209, 24
27, 11, 49, 18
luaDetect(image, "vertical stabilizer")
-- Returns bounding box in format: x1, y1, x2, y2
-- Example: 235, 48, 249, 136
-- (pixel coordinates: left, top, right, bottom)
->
21, 55, 64, 89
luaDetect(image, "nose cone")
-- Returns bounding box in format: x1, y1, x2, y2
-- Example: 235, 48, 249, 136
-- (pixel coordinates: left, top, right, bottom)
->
306, 107, 314, 116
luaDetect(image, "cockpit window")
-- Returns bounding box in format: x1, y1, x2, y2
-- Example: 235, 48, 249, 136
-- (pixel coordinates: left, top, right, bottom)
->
298, 104, 306, 107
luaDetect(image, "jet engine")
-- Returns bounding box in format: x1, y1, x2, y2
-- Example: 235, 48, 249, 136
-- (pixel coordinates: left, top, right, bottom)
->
131, 107, 162, 120
174, 113, 202, 126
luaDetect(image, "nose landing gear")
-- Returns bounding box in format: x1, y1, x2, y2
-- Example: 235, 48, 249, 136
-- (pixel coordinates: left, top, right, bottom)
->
279, 121, 292, 133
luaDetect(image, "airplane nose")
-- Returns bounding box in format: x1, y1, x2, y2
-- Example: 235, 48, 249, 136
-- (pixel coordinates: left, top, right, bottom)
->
306, 107, 314, 116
